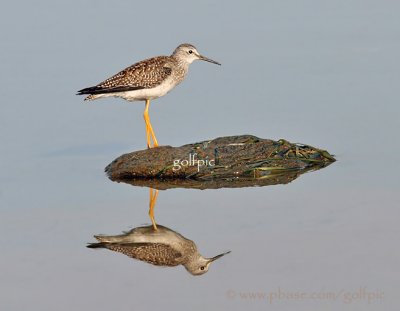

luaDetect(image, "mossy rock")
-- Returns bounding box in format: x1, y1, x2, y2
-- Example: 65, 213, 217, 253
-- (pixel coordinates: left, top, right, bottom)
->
105, 135, 335, 190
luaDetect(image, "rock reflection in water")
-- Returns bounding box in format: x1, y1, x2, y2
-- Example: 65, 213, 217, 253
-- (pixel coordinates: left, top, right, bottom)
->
113, 165, 332, 190
87, 224, 230, 276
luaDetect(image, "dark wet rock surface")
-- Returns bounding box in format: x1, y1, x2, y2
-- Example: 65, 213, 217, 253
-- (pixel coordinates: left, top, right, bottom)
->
105, 135, 335, 190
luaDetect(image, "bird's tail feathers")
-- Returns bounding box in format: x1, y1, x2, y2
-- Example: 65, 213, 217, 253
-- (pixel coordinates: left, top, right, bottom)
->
86, 242, 107, 249
84, 95, 96, 101
76, 86, 100, 101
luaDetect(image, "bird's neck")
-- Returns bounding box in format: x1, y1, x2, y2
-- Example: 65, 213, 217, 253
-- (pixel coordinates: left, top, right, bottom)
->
172, 56, 190, 71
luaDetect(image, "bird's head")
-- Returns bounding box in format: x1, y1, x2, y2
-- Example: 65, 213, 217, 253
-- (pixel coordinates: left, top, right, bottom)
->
172, 43, 221, 65
185, 251, 230, 276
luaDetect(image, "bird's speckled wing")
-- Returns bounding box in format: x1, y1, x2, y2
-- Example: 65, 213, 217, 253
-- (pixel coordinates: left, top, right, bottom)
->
106, 243, 183, 267
77, 56, 173, 95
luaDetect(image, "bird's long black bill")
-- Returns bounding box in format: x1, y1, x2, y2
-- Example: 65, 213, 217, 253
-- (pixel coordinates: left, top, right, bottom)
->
209, 251, 231, 262
199, 55, 221, 65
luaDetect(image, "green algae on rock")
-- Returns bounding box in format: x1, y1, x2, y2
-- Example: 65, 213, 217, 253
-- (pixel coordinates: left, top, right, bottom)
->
105, 135, 335, 190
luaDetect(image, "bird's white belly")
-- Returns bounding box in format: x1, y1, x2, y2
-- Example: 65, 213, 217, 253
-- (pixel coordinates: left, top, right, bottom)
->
119, 77, 178, 101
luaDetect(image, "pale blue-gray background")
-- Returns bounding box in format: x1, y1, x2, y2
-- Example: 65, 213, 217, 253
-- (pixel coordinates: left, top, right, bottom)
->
1, 0, 399, 310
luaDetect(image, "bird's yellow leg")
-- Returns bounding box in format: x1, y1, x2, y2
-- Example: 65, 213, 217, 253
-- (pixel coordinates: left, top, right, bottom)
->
144, 99, 159, 148
148, 188, 159, 230
143, 100, 152, 148
149, 123, 159, 147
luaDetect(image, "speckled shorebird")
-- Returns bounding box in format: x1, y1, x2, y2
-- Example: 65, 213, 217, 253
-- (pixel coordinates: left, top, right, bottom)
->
77, 43, 221, 148
87, 224, 230, 276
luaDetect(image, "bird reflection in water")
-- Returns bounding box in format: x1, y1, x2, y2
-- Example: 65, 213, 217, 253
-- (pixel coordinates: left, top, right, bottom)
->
87, 225, 230, 275
148, 188, 158, 230
87, 188, 230, 275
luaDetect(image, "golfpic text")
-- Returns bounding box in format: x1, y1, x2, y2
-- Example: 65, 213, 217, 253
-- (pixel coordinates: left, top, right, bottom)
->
173, 153, 215, 172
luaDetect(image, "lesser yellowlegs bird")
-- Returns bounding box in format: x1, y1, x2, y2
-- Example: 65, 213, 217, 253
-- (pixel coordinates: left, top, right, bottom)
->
87, 224, 230, 275
77, 43, 221, 148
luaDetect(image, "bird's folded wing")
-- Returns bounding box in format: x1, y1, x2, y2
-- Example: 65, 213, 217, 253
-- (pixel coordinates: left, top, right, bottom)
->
77, 56, 173, 95
106, 242, 183, 266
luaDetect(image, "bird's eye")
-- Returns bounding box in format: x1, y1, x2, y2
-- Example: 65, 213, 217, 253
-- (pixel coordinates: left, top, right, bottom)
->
188, 50, 193, 54
200, 266, 205, 270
